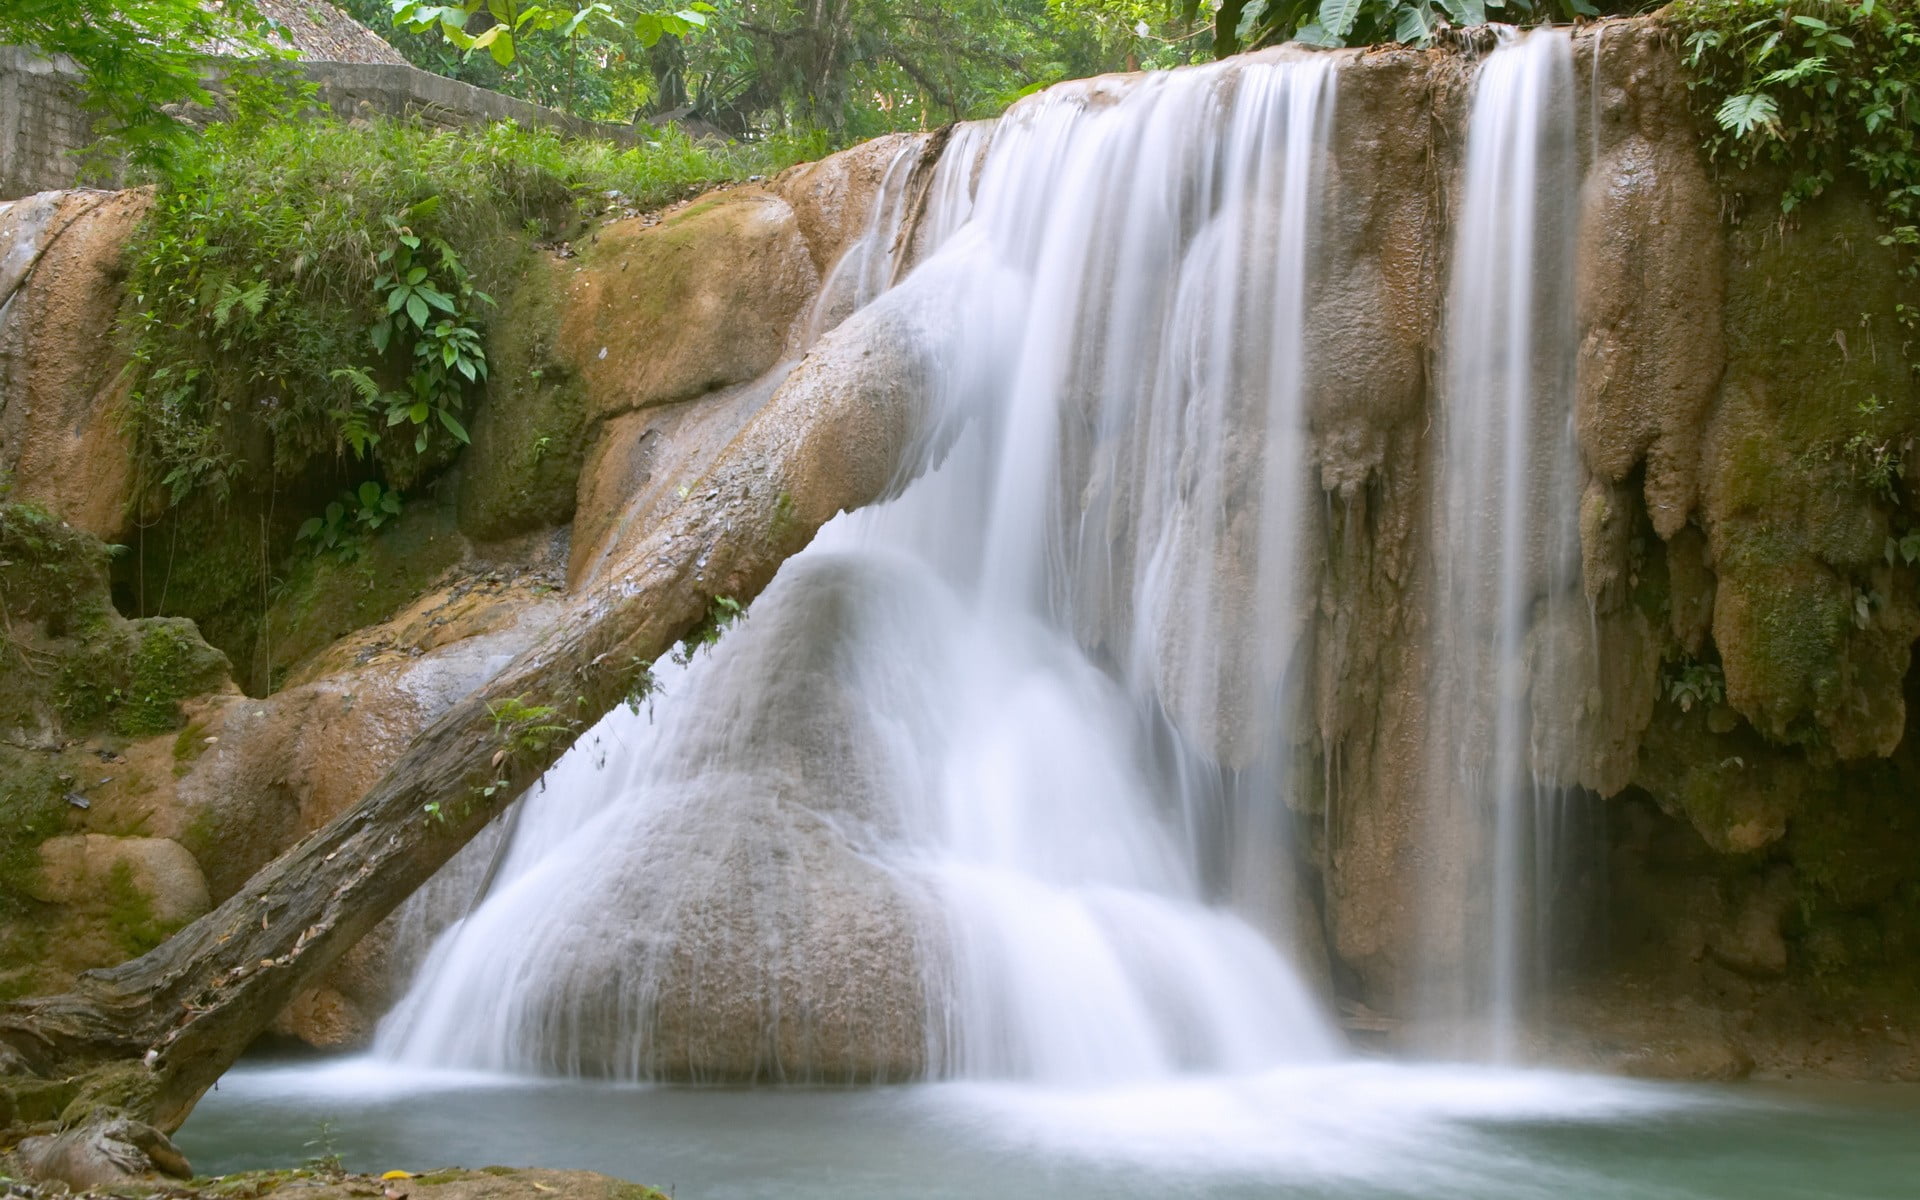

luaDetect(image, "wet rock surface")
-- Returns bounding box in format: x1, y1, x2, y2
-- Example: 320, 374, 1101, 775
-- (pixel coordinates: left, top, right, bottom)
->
0, 189, 149, 543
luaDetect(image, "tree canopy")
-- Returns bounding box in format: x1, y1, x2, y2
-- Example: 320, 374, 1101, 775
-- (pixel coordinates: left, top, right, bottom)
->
343, 0, 1212, 132
0, 0, 287, 168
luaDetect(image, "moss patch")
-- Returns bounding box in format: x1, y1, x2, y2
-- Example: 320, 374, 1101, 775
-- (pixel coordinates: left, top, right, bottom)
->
259, 497, 465, 688
101, 859, 176, 959
457, 253, 588, 542
1706, 184, 1920, 749
0, 746, 69, 1000
53, 618, 231, 738
0, 502, 113, 629
53, 1061, 165, 1130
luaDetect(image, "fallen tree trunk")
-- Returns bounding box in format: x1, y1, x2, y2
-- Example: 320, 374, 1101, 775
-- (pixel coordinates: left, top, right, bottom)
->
0, 293, 934, 1164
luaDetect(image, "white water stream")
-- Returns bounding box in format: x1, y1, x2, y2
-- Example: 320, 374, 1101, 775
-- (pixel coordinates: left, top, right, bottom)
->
1422, 28, 1585, 1057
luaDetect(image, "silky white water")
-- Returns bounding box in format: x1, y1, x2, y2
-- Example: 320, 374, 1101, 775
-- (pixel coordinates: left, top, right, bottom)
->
377, 50, 1345, 1083
1422, 28, 1584, 1057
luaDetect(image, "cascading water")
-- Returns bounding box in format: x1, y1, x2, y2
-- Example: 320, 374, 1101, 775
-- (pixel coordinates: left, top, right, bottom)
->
1421, 28, 1584, 1059
376, 50, 1346, 1084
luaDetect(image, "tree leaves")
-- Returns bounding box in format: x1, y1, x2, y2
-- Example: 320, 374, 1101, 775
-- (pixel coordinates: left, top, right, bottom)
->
1318, 0, 1367, 40
0, 0, 292, 170
1716, 90, 1781, 136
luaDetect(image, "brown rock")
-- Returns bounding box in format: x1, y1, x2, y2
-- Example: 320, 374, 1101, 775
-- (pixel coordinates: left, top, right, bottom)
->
32, 834, 211, 926
178, 588, 561, 901
568, 376, 774, 586
1528, 601, 1659, 797
774, 131, 927, 274
1573, 23, 1725, 539
558, 189, 818, 423
0, 189, 149, 540
1707, 867, 1793, 979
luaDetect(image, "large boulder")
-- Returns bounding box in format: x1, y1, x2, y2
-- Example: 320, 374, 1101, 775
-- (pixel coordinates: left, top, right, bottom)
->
559, 188, 818, 422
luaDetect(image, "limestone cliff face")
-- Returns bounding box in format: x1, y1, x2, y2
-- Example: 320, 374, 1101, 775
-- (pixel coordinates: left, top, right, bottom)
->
0, 17, 1914, 1080
1283, 21, 1920, 1074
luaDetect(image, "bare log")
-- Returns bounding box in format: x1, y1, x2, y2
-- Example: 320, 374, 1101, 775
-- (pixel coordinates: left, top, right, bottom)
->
0, 296, 931, 1148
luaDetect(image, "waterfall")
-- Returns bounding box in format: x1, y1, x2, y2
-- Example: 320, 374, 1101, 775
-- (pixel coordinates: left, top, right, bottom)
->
375, 49, 1346, 1084
1421, 28, 1583, 1059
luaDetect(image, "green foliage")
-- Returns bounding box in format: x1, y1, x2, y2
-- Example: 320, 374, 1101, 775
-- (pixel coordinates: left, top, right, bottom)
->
302, 1120, 345, 1175
1665, 657, 1728, 712
1223, 0, 1627, 50
0, 0, 287, 172
296, 481, 406, 560
0, 750, 68, 926
1676, 0, 1920, 336
671, 593, 743, 665
622, 656, 662, 716
360, 0, 1180, 136
489, 695, 571, 754
467, 694, 576, 810
102, 860, 175, 959
391, 0, 708, 68
1888, 525, 1920, 565
123, 105, 780, 524
371, 211, 490, 454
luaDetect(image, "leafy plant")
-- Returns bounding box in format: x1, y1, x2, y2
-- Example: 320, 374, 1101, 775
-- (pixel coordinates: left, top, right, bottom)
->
0, 0, 289, 171
472, 694, 576, 804
302, 1119, 345, 1174
1665, 658, 1728, 712
1229, 0, 1608, 50
670, 594, 744, 665
369, 207, 490, 454
1887, 528, 1920, 565
391, 0, 709, 69
622, 655, 662, 716
1676, 0, 1920, 334
123, 107, 779, 518
295, 482, 405, 559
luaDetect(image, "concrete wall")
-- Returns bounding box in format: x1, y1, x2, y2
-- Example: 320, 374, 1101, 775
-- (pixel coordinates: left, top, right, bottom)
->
0, 47, 635, 202
0, 48, 115, 201
301, 61, 634, 143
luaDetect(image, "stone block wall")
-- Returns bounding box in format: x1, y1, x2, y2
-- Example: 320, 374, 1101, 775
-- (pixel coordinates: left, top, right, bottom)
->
0, 48, 117, 201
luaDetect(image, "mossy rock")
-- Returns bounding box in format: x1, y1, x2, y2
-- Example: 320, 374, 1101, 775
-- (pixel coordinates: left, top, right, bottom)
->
117, 490, 284, 693
0, 745, 71, 998
52, 618, 232, 739
0, 503, 231, 741
58, 1062, 162, 1129
458, 254, 587, 542
1705, 184, 1920, 752
1632, 695, 1809, 854
259, 497, 466, 687
0, 502, 114, 630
